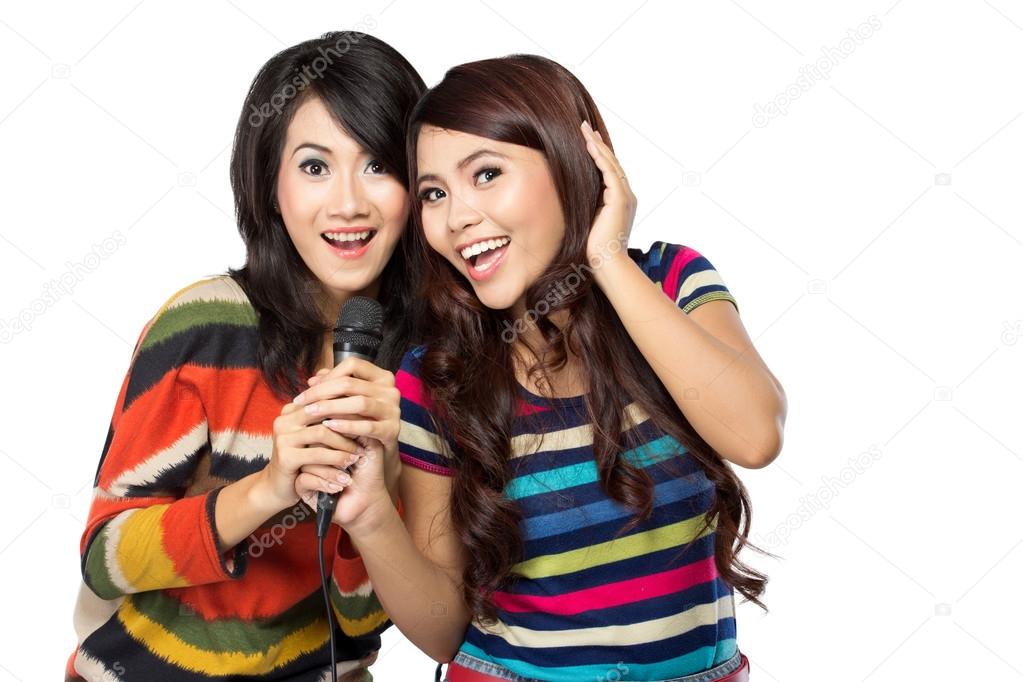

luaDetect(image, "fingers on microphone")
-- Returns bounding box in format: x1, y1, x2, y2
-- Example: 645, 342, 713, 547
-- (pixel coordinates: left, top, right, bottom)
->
301, 463, 355, 485
297, 470, 346, 495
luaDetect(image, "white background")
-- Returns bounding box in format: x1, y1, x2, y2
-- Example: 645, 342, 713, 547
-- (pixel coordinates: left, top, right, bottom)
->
1, 1, 1021, 680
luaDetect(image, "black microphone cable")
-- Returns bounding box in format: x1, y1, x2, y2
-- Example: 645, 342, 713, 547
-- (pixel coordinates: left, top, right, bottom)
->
315, 296, 383, 682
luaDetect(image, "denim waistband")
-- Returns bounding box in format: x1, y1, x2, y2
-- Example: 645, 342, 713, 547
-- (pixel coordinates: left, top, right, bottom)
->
445, 647, 744, 682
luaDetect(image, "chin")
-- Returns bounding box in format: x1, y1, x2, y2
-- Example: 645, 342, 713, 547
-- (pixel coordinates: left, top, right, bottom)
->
320, 271, 373, 294
473, 290, 518, 312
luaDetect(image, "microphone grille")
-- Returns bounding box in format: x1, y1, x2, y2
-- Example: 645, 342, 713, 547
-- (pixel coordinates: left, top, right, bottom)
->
334, 296, 384, 348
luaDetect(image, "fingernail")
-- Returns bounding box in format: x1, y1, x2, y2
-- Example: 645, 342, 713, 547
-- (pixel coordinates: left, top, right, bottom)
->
336, 472, 352, 485
327, 482, 342, 492
293, 393, 306, 404
356, 447, 367, 456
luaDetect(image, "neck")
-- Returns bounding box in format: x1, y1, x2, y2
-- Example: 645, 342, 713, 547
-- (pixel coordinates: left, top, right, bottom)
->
315, 279, 382, 369
509, 298, 571, 351
315, 278, 382, 326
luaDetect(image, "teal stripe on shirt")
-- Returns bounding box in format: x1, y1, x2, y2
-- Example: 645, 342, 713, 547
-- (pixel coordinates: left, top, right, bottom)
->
505, 435, 684, 501
458, 638, 738, 682
521, 472, 714, 540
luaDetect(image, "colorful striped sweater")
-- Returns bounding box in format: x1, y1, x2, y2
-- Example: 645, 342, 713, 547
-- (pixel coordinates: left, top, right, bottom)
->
67, 275, 390, 681
397, 243, 741, 681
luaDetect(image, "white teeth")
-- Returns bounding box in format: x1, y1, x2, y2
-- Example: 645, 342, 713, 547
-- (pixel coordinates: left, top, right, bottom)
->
325, 230, 372, 243
460, 237, 510, 260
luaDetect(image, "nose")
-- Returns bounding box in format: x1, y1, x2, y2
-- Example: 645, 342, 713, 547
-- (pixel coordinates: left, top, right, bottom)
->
446, 192, 484, 233
326, 169, 371, 220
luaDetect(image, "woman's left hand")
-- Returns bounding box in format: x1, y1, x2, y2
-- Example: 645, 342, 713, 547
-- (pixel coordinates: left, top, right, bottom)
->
580, 120, 637, 263
295, 358, 402, 505
296, 435, 392, 534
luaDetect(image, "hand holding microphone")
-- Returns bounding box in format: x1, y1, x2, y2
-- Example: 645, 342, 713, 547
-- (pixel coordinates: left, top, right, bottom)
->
261, 397, 364, 513
287, 297, 402, 537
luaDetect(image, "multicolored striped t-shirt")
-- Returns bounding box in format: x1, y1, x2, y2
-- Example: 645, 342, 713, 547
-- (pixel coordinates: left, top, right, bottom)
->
396, 243, 742, 681
67, 275, 391, 681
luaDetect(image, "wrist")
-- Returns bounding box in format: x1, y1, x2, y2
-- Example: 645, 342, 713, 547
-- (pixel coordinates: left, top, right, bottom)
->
590, 245, 635, 289
249, 469, 294, 517
344, 493, 400, 542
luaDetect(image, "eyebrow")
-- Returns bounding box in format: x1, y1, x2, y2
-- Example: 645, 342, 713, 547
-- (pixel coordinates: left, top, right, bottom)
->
417, 148, 508, 187
290, 142, 332, 159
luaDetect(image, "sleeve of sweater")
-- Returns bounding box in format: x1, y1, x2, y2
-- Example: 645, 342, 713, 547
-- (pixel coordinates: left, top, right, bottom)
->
326, 497, 405, 641
80, 282, 249, 599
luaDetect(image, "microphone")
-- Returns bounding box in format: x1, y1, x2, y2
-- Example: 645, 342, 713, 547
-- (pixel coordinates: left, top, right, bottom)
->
315, 295, 384, 538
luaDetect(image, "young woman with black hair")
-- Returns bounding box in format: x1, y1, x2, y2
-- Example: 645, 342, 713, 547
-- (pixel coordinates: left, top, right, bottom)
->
67, 32, 425, 681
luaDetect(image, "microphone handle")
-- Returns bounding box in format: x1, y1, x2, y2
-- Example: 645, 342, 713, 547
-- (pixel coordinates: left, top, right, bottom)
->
315, 349, 375, 537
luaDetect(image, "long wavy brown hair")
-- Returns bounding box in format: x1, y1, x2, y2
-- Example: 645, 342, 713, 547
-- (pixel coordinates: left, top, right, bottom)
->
406, 54, 772, 625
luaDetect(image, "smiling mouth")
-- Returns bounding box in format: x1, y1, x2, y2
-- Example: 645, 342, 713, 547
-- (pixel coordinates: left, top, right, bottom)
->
461, 237, 511, 270
321, 230, 378, 250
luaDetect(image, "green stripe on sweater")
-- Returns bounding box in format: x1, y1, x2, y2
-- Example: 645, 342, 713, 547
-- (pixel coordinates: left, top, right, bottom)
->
329, 581, 386, 634
83, 527, 122, 600
141, 300, 257, 351
127, 589, 322, 655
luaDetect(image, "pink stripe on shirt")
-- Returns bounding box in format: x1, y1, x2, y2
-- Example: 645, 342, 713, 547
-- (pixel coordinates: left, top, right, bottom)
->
492, 555, 717, 615
398, 369, 549, 417
663, 246, 701, 301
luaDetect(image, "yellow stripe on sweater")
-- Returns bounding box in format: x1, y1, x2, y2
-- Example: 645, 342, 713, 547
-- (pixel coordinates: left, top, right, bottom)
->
115, 507, 190, 592
335, 605, 390, 638
118, 597, 327, 675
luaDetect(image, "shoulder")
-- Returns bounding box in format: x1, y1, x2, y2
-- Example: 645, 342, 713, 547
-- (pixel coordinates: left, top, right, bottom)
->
139, 275, 256, 348
397, 344, 428, 377
627, 240, 709, 274
129, 275, 259, 375
396, 345, 435, 409
627, 240, 738, 315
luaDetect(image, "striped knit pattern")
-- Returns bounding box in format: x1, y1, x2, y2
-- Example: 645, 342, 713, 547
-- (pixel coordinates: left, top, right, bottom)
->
630, 241, 739, 316
67, 275, 389, 681
397, 243, 740, 681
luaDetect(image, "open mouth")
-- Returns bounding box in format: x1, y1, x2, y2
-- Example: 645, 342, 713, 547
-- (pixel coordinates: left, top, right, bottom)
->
461, 237, 511, 273
321, 229, 378, 251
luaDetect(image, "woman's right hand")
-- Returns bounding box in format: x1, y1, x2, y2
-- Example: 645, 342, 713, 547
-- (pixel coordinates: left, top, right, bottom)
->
259, 399, 365, 511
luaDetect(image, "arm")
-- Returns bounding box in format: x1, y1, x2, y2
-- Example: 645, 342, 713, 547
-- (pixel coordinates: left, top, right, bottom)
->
295, 349, 472, 658
578, 121, 785, 469
342, 465, 470, 662
593, 255, 786, 469
81, 318, 269, 598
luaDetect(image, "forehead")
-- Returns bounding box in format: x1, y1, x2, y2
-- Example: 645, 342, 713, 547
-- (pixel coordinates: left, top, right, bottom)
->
284, 97, 361, 152
416, 125, 536, 174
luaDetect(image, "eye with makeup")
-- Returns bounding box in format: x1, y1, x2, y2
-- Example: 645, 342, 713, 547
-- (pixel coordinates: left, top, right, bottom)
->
418, 166, 502, 204
473, 166, 502, 186
298, 158, 387, 178
418, 186, 445, 204
299, 158, 329, 177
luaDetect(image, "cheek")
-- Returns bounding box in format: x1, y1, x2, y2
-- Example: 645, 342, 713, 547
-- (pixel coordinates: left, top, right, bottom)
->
421, 211, 454, 260
494, 176, 564, 248
276, 169, 316, 223
369, 181, 410, 227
